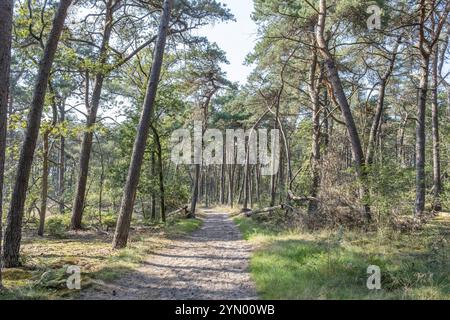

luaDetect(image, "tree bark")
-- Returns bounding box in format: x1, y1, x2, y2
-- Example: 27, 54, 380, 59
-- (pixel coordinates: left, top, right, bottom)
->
270, 98, 280, 207
71, 0, 119, 229
307, 42, 321, 215
228, 163, 234, 207
0, 0, 14, 285
189, 164, 201, 218
58, 100, 66, 214
152, 125, 166, 222
431, 46, 442, 211
38, 131, 50, 236
150, 150, 156, 220
3, 0, 73, 267
398, 112, 408, 167
220, 144, 226, 204
113, 0, 172, 249
415, 54, 429, 216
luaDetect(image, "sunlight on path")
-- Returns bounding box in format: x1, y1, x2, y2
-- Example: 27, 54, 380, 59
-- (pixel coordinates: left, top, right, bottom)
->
81, 210, 257, 300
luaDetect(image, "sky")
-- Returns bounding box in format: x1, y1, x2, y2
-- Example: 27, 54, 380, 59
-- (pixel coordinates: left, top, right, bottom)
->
194, 0, 258, 85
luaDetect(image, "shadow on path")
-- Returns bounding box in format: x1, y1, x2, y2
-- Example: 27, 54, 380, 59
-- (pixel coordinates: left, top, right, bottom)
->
81, 210, 257, 300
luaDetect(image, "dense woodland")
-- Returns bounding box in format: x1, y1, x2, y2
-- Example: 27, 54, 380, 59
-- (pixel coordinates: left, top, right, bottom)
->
0, 0, 449, 299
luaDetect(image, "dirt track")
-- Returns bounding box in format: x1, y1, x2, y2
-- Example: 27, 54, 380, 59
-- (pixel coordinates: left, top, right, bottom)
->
81, 209, 257, 300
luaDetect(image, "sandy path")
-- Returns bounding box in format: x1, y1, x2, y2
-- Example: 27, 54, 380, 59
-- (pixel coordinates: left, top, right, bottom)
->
81, 209, 257, 300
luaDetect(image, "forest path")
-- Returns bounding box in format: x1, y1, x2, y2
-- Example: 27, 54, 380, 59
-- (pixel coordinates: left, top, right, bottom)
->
82, 209, 258, 300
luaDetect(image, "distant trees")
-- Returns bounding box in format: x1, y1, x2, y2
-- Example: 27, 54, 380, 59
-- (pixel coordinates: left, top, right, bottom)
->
183, 43, 230, 217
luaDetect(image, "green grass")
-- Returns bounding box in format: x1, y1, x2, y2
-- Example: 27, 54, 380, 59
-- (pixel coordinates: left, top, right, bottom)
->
166, 218, 203, 236
234, 214, 450, 300
0, 217, 203, 300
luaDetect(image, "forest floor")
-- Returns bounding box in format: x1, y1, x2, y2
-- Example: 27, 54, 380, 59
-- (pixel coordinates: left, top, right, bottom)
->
234, 211, 450, 299
2, 207, 448, 300
80, 209, 257, 300
0, 214, 203, 299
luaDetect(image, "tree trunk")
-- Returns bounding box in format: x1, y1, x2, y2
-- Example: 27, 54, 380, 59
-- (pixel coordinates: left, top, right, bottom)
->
71, 0, 119, 230
415, 54, 429, 216
243, 138, 250, 210
58, 100, 66, 213
228, 163, 234, 207
316, 0, 370, 222
97, 134, 105, 223
112, 0, 172, 249
307, 44, 320, 215
150, 150, 156, 220
3, 0, 73, 268
38, 131, 50, 236
366, 80, 386, 166
431, 46, 442, 211
220, 144, 226, 204
189, 164, 201, 218
255, 164, 261, 206
152, 125, 166, 222
398, 112, 408, 167
0, 0, 14, 285
270, 103, 280, 207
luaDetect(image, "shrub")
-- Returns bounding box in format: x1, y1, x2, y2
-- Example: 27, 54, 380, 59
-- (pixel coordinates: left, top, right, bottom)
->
101, 213, 117, 231
33, 267, 70, 289
46, 216, 69, 238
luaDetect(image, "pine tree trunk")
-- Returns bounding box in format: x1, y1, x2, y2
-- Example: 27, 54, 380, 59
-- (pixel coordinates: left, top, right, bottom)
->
431, 47, 442, 211
38, 131, 50, 236
366, 81, 386, 166
220, 144, 226, 204
415, 54, 430, 216
152, 126, 166, 222
228, 164, 234, 207
112, 0, 172, 249
189, 164, 200, 218
308, 45, 320, 215
316, 0, 370, 222
150, 150, 156, 220
58, 101, 66, 214
0, 0, 14, 285
3, 0, 73, 267
71, 0, 119, 230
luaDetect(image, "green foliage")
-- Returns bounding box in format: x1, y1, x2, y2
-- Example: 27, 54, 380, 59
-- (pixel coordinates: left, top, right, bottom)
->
45, 216, 70, 238
101, 213, 118, 230
33, 267, 70, 290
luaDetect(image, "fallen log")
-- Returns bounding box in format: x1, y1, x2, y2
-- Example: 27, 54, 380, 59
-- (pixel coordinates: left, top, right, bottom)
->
244, 204, 285, 217
167, 205, 188, 217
